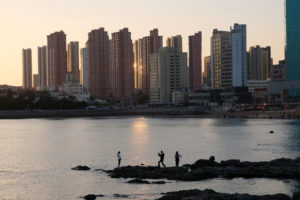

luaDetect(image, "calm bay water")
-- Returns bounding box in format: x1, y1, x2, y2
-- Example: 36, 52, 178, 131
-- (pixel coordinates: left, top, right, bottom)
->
0, 117, 300, 200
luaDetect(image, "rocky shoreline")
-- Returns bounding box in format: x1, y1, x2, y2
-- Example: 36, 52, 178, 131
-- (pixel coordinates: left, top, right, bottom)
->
76, 158, 300, 200
106, 158, 300, 181
81, 190, 298, 200
157, 189, 295, 200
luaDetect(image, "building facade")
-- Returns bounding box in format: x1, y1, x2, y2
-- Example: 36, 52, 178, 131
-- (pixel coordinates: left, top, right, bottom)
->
33, 74, 39, 89
166, 35, 182, 53
140, 29, 163, 95
133, 39, 143, 90
38, 46, 48, 87
211, 29, 232, 89
61, 73, 90, 102
271, 60, 286, 81
67, 41, 80, 81
111, 28, 134, 103
248, 46, 272, 80
87, 28, 111, 99
231, 24, 247, 87
80, 46, 89, 90
22, 48, 32, 89
149, 47, 189, 104
203, 56, 212, 88
47, 31, 67, 90
189, 32, 202, 91
286, 0, 300, 81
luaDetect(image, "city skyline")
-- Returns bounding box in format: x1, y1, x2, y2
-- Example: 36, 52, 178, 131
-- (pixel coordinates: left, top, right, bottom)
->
0, 0, 285, 86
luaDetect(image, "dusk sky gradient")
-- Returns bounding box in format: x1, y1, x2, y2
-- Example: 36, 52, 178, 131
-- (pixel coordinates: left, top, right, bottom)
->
0, 0, 285, 86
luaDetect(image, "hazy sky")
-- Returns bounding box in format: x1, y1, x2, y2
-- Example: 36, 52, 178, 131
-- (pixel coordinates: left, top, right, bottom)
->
0, 0, 285, 86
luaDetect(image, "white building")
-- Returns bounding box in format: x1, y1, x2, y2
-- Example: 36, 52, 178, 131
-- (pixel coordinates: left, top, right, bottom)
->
231, 24, 247, 87
211, 23, 247, 89
60, 73, 90, 102
149, 47, 189, 104
80, 46, 89, 90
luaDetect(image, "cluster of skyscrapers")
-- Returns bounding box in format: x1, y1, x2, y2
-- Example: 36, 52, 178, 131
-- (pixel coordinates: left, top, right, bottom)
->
21, 0, 300, 104
22, 28, 204, 104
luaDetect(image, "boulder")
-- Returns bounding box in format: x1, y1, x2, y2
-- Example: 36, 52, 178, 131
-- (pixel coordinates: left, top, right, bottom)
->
82, 194, 104, 200
127, 179, 150, 184
220, 159, 241, 167
83, 194, 96, 200
72, 165, 91, 171
113, 194, 129, 198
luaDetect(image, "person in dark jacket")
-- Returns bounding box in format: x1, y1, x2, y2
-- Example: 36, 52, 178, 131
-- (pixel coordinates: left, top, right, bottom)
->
158, 151, 166, 168
175, 151, 182, 167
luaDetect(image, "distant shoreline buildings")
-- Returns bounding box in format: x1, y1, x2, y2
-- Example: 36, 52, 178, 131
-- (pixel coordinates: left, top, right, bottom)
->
20, 0, 300, 104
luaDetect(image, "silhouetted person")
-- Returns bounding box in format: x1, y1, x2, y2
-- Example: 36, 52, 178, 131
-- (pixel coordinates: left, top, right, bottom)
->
175, 151, 182, 167
117, 151, 122, 168
158, 151, 166, 168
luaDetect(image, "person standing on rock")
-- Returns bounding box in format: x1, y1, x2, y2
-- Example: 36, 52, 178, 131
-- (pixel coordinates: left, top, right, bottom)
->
158, 151, 166, 168
117, 151, 122, 168
175, 151, 182, 167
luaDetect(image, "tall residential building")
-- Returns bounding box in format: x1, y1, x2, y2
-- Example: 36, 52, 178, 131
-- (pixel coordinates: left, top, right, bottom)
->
286, 0, 300, 81
38, 46, 48, 87
189, 32, 202, 91
149, 47, 188, 104
231, 24, 247, 87
166, 35, 182, 52
87, 28, 111, 99
203, 56, 212, 88
211, 29, 232, 89
211, 24, 247, 89
33, 74, 39, 89
134, 39, 143, 89
136, 29, 163, 95
248, 46, 272, 80
111, 28, 134, 102
47, 31, 67, 90
67, 41, 80, 81
22, 48, 32, 89
80, 45, 89, 90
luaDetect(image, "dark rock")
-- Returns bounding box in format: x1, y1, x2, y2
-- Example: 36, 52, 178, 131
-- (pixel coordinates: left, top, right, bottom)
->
127, 178, 150, 184
270, 130, 275, 133
83, 194, 96, 200
190, 159, 218, 169
157, 189, 291, 200
113, 194, 129, 198
209, 156, 215, 161
106, 158, 300, 182
220, 159, 241, 167
82, 194, 104, 200
127, 178, 166, 184
293, 193, 300, 200
72, 165, 90, 171
269, 158, 294, 165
